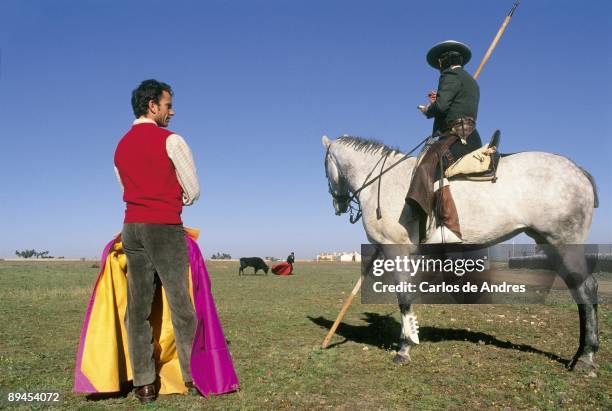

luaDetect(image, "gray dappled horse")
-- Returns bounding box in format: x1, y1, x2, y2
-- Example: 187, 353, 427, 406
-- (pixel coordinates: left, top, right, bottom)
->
322, 135, 600, 375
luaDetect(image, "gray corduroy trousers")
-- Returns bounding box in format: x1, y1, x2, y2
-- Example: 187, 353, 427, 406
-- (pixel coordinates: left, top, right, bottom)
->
122, 223, 197, 387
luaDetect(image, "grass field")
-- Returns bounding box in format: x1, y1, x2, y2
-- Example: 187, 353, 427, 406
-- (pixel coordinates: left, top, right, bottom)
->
0, 259, 610, 410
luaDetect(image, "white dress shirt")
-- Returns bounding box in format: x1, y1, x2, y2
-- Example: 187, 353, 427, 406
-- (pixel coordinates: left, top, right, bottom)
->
114, 118, 200, 205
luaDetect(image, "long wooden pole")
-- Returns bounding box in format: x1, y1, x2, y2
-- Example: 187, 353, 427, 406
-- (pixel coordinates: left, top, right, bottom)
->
321, 276, 362, 349
320, 1, 521, 350
473, 0, 520, 80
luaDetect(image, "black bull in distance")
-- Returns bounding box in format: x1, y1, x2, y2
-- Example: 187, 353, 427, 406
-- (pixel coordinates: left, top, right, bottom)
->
239, 257, 269, 276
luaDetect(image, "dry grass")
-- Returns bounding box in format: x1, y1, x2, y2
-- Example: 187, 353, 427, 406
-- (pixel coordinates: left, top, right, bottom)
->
0, 260, 610, 410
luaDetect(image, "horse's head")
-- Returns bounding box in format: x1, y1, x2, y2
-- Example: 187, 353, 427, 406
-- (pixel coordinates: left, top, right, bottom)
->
322, 136, 351, 215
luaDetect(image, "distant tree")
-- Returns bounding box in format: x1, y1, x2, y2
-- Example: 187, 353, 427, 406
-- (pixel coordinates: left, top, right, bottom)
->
15, 249, 51, 259
210, 252, 232, 260
15, 249, 38, 259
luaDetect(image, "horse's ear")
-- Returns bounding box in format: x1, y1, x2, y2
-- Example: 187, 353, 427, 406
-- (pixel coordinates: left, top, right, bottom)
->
322, 135, 331, 147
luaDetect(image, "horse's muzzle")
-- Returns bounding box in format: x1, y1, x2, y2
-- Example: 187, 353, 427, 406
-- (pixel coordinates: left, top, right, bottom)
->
333, 199, 349, 215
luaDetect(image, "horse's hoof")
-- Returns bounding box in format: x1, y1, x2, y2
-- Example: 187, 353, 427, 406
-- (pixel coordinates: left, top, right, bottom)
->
570, 357, 598, 377
392, 354, 411, 365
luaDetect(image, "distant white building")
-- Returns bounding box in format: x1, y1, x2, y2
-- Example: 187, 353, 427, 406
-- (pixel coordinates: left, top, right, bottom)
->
316, 252, 340, 261
316, 251, 361, 262
340, 252, 361, 262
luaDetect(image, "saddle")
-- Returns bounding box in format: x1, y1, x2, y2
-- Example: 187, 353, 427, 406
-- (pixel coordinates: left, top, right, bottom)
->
444, 130, 501, 182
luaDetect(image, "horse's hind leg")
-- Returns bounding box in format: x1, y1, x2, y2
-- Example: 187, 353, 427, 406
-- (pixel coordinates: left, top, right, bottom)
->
548, 244, 599, 375
573, 300, 599, 376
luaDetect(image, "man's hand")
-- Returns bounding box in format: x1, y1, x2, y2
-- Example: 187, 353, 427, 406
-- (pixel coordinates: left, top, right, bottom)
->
417, 90, 438, 114
427, 90, 437, 103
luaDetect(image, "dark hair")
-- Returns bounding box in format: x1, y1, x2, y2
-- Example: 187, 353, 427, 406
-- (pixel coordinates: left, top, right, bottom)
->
131, 79, 173, 118
439, 51, 463, 70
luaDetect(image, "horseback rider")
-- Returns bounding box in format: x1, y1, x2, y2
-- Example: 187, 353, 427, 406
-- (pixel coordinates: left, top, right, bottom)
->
406, 40, 482, 243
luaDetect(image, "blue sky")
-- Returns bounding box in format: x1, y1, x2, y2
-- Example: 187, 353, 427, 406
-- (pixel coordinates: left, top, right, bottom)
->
1, 0, 610, 259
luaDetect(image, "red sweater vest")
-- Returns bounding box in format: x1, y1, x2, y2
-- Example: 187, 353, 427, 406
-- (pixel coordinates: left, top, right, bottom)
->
114, 123, 183, 224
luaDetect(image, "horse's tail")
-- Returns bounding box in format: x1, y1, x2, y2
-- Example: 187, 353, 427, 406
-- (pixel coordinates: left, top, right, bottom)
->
579, 166, 599, 208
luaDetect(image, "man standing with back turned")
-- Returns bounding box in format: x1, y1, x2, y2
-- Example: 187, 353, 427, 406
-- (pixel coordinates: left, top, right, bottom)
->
114, 79, 200, 403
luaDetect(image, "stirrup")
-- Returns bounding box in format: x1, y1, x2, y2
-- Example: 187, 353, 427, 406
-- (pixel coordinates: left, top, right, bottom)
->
489, 129, 501, 151
425, 226, 462, 244
404, 313, 420, 345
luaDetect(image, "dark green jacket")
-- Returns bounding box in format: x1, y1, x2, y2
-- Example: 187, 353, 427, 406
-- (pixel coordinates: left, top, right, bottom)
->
425, 66, 480, 134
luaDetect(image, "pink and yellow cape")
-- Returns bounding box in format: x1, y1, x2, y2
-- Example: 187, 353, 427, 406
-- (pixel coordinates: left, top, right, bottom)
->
73, 228, 239, 396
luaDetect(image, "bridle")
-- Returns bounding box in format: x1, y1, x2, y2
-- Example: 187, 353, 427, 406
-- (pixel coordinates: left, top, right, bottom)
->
324, 145, 354, 218
324, 135, 431, 224
325, 145, 386, 223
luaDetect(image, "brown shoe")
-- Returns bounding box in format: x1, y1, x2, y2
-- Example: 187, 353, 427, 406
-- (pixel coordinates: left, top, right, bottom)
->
185, 381, 200, 396
134, 384, 156, 404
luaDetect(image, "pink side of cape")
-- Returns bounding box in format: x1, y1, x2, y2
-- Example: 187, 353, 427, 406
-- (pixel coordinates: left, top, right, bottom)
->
73, 236, 239, 396
186, 236, 240, 395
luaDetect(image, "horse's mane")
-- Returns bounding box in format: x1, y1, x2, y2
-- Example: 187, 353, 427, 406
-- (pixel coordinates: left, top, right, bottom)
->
336, 135, 401, 156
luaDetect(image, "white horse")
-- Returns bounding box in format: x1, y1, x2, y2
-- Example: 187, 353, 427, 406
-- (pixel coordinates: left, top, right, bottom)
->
322, 135, 600, 374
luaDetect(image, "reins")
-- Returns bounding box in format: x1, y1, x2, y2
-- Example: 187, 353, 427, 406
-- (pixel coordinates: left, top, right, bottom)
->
326, 135, 432, 224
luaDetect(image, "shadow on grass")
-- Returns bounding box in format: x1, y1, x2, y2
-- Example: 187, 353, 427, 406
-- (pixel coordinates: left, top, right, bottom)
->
85, 382, 133, 401
309, 312, 399, 349
308, 312, 569, 366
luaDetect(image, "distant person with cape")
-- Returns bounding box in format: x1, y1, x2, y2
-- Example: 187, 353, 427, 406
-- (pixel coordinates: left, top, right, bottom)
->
272, 251, 295, 275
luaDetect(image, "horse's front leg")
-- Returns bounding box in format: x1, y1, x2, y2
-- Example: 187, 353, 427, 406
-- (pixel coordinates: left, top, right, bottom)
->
393, 260, 419, 365
394, 303, 419, 365
377, 247, 420, 365
372, 245, 420, 365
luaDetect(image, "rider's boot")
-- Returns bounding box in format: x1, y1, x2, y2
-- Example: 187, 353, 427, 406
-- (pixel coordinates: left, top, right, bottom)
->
425, 184, 462, 243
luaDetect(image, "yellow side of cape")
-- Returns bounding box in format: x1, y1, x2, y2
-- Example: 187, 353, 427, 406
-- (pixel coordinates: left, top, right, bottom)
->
79, 230, 198, 394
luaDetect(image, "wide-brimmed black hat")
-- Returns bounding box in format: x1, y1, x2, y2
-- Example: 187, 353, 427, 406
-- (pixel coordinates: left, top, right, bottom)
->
426, 40, 472, 69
